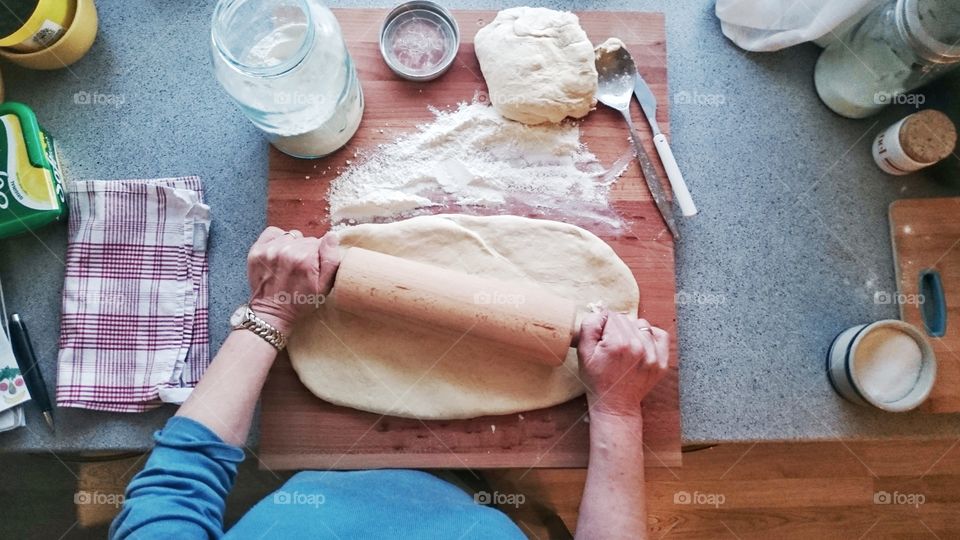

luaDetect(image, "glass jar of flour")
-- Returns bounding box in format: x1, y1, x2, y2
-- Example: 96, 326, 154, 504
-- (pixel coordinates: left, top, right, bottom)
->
211, 0, 364, 158
814, 0, 960, 119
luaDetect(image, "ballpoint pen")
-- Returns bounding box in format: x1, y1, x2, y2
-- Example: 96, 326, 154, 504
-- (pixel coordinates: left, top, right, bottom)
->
0, 274, 54, 430
9, 314, 54, 430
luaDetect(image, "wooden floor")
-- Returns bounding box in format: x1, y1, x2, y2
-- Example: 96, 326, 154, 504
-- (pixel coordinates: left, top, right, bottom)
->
63, 438, 960, 539
485, 440, 960, 539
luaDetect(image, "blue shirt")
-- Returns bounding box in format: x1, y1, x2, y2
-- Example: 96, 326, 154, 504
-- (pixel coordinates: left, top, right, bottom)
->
110, 417, 524, 539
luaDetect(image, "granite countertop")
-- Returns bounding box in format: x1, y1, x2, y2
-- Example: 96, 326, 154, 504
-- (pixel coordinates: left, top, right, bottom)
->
1, 0, 959, 453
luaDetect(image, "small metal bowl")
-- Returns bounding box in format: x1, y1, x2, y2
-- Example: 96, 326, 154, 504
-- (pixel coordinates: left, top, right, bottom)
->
379, 1, 460, 81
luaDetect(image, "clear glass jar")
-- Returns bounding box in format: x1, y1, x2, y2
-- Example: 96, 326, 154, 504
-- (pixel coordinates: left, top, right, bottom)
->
814, 0, 960, 119
211, 0, 364, 158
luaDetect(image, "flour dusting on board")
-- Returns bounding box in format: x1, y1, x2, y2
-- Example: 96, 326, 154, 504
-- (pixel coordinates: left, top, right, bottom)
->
328, 101, 623, 229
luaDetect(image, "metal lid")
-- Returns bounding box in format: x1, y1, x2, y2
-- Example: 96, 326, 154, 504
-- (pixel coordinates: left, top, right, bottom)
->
379, 1, 460, 81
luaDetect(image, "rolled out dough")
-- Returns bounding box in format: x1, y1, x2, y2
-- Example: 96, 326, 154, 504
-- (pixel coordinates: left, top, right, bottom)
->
288, 214, 638, 419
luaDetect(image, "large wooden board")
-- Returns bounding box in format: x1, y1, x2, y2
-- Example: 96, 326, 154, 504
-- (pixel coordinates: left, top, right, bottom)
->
890, 198, 960, 413
261, 9, 681, 469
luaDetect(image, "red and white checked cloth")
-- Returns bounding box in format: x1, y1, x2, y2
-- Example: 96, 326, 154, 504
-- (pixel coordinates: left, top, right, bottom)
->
57, 177, 211, 412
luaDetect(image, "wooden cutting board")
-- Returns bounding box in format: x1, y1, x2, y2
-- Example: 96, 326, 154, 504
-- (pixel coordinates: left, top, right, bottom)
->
890, 198, 960, 413
260, 9, 681, 469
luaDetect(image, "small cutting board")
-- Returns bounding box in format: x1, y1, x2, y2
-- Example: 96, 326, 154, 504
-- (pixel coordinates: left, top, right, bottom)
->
890, 197, 960, 413
261, 9, 681, 469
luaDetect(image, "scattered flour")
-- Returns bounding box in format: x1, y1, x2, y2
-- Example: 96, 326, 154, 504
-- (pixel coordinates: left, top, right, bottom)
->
328, 101, 622, 228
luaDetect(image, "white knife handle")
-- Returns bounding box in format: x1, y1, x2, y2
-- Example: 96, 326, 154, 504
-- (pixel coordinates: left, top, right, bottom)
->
653, 133, 697, 217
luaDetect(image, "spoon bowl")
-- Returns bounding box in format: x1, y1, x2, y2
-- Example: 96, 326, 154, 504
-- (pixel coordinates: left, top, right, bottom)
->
595, 42, 637, 112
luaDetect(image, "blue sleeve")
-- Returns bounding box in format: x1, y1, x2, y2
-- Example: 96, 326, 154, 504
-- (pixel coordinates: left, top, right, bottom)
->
110, 416, 245, 540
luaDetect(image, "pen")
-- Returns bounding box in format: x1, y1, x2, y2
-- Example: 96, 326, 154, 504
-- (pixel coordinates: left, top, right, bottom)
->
9, 314, 54, 430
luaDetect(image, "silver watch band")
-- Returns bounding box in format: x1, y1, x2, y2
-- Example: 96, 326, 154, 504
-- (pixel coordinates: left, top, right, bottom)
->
237, 307, 287, 351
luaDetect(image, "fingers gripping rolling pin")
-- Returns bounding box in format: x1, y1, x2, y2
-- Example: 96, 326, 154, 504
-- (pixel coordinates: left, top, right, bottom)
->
330, 247, 580, 367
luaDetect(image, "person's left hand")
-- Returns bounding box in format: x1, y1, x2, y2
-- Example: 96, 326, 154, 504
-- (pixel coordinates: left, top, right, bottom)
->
246, 227, 340, 335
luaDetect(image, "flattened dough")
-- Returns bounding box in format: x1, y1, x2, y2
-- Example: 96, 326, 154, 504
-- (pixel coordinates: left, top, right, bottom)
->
288, 214, 638, 419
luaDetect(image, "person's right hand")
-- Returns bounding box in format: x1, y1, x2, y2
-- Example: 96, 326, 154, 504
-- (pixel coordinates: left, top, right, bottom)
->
576, 311, 670, 417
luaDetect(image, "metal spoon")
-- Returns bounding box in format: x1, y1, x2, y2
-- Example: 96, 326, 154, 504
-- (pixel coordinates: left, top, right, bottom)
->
595, 40, 679, 240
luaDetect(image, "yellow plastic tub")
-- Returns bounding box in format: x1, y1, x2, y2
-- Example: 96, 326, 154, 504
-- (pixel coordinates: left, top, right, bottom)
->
0, 0, 97, 70
0, 0, 75, 52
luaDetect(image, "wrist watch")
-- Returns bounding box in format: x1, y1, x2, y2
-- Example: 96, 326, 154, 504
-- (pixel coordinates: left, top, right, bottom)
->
230, 304, 287, 351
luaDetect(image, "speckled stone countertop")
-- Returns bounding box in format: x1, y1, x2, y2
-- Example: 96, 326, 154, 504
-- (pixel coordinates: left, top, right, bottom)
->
1, 0, 958, 453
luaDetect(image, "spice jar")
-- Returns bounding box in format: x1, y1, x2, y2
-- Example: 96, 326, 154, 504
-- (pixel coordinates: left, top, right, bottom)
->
873, 109, 957, 175
814, 0, 960, 119
211, 0, 364, 159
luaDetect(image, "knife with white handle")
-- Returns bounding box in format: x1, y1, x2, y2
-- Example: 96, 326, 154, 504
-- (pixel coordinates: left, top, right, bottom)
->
633, 74, 698, 217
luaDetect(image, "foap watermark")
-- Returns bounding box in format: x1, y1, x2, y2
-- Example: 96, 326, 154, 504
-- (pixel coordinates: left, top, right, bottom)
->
873, 291, 925, 306
674, 90, 725, 107
73, 91, 125, 108
274, 91, 326, 106
274, 291, 327, 308
874, 91, 925, 108
473, 290, 525, 308
273, 490, 326, 508
675, 291, 726, 306
874, 490, 925, 508
673, 490, 725, 508
474, 490, 526, 508
75, 490, 125, 508
473, 90, 524, 109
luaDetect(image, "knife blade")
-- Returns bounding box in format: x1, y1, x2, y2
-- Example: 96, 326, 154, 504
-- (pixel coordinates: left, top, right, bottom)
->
633, 73, 661, 136
634, 75, 698, 217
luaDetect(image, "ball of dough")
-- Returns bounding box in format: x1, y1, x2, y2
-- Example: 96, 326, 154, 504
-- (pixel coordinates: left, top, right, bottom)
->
474, 7, 598, 125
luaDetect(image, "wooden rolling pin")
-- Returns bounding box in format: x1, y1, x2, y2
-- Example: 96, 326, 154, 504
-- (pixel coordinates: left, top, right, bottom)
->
330, 247, 580, 367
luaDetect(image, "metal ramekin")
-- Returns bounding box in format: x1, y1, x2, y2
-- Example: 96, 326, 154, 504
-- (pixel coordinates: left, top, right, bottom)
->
379, 1, 460, 81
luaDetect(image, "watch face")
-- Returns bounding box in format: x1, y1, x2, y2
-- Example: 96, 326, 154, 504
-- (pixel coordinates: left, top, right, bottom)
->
230, 305, 248, 327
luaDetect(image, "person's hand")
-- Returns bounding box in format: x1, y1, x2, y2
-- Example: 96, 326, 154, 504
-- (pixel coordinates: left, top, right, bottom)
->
246, 227, 340, 335
576, 311, 669, 418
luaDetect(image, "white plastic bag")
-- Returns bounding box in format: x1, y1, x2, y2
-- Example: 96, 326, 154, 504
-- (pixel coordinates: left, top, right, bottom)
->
715, 0, 882, 51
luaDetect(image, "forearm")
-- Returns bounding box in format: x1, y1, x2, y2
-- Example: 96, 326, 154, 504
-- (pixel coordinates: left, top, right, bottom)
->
575, 411, 648, 540
176, 329, 278, 446
110, 417, 244, 539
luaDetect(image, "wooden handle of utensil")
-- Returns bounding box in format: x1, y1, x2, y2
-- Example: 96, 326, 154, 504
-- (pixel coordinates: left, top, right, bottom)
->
330, 247, 579, 367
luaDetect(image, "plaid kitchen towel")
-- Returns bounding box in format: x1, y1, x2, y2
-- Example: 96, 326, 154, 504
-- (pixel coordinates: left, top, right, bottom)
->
56, 177, 211, 412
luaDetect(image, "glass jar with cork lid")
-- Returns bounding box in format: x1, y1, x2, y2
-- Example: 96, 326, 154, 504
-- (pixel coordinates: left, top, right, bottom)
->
873, 110, 957, 175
